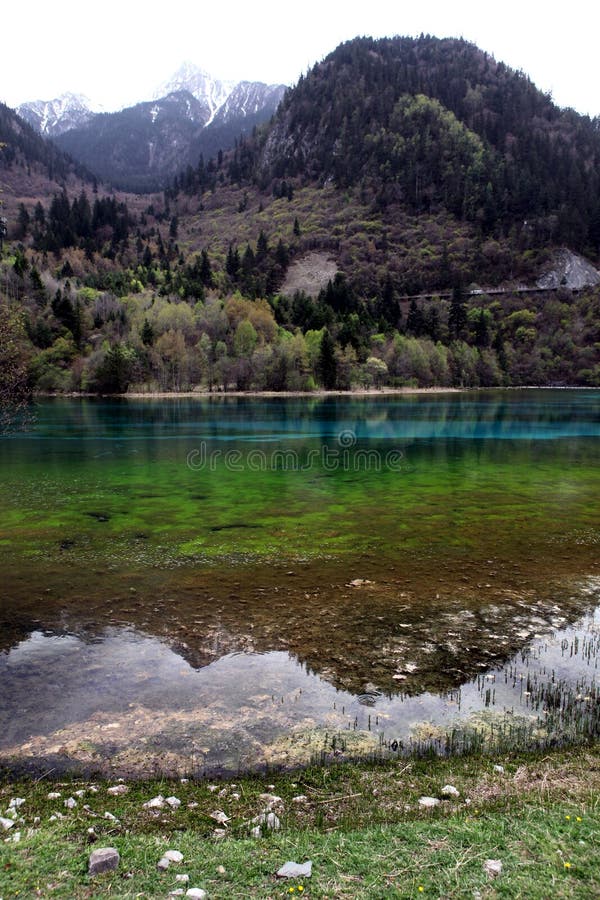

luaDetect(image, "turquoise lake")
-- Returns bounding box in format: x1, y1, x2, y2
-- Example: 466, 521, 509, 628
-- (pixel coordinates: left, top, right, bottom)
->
0, 389, 599, 775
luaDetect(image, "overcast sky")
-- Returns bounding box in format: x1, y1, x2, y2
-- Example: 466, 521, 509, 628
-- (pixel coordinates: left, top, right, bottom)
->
1, 0, 598, 117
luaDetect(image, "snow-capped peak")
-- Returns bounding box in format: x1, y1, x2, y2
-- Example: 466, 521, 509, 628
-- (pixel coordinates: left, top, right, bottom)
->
153, 62, 235, 126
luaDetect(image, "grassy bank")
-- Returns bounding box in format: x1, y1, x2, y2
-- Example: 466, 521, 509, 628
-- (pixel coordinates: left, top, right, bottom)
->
1, 744, 599, 898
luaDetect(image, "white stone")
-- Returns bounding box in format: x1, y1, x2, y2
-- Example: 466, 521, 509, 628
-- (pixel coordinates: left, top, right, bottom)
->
252, 811, 280, 830
484, 859, 503, 878
107, 784, 129, 795
157, 856, 170, 871
104, 812, 119, 822
250, 825, 261, 838
75, 790, 86, 797
441, 785, 460, 798
186, 889, 207, 899
493, 764, 505, 774
0, 817, 15, 831
276, 861, 312, 878
143, 795, 165, 809
165, 796, 181, 809
418, 796, 440, 809
47, 792, 61, 800
176, 873, 190, 882
210, 810, 229, 824
292, 795, 308, 803
8, 798, 25, 809
64, 797, 77, 809
207, 785, 218, 792
164, 850, 184, 863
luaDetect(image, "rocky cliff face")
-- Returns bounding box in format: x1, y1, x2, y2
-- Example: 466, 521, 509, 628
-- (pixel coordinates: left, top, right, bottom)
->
537, 249, 600, 290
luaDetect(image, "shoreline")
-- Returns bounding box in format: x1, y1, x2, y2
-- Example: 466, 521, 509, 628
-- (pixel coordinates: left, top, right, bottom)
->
33, 384, 598, 400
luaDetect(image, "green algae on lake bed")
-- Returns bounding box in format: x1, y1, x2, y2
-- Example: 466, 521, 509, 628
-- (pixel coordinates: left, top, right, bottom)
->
1, 390, 599, 775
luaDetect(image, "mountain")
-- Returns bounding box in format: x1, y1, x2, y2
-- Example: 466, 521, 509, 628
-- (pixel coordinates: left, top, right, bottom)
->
16, 63, 286, 192
16, 93, 96, 137
52, 84, 284, 193
54, 91, 209, 192
3, 36, 600, 395
153, 62, 286, 127
153, 61, 235, 126
213, 80, 287, 125
255, 36, 600, 254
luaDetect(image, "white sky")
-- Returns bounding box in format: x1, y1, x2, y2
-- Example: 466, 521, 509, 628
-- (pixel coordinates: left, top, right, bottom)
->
1, 0, 598, 117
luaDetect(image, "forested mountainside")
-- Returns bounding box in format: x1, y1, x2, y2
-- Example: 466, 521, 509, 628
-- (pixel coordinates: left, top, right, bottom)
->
0, 102, 92, 185
256, 36, 600, 254
1, 36, 599, 398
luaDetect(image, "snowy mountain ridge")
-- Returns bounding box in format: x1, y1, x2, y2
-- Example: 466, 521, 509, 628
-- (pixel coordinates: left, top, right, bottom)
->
18, 63, 287, 137
16, 92, 100, 137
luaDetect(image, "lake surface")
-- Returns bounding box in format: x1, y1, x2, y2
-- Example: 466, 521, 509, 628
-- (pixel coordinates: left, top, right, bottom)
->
1, 390, 599, 775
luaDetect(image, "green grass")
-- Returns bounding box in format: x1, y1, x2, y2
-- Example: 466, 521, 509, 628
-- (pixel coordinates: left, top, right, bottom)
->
2, 744, 600, 897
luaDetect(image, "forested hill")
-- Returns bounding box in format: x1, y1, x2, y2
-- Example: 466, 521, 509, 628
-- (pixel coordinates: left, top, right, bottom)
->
255, 36, 600, 254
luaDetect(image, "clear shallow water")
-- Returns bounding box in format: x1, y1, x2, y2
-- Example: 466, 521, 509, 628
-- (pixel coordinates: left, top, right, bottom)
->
1, 390, 599, 775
